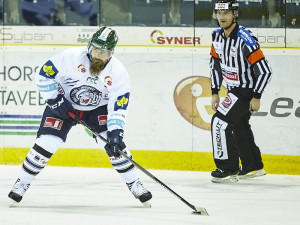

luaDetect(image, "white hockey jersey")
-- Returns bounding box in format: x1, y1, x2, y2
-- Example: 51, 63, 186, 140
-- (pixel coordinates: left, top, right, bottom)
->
35, 47, 130, 131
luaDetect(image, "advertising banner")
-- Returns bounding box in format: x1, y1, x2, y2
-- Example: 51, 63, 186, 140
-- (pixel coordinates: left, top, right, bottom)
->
1, 26, 300, 47
0, 46, 299, 157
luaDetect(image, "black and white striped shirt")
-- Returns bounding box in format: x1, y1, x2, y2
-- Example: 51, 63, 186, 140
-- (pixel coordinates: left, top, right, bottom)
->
210, 23, 272, 99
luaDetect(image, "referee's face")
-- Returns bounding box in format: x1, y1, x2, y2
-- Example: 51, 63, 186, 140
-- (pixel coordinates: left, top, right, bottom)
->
216, 10, 235, 30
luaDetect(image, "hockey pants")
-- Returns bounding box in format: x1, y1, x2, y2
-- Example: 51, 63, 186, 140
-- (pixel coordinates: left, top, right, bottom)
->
211, 89, 264, 173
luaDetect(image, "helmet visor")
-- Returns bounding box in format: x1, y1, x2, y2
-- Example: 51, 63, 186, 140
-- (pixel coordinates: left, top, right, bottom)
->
91, 47, 113, 59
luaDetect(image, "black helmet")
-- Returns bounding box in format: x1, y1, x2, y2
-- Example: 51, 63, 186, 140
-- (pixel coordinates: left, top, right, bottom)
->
215, 0, 239, 18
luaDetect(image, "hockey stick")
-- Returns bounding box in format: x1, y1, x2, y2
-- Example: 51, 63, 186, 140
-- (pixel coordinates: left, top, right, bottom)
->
67, 112, 208, 216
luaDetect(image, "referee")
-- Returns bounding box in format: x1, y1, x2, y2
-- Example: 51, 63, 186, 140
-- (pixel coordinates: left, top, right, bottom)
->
209, 0, 272, 183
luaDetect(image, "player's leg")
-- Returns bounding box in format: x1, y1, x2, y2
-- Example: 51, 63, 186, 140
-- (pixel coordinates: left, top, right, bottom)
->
211, 113, 240, 183
211, 92, 247, 183
87, 106, 152, 205
8, 107, 74, 203
235, 113, 266, 179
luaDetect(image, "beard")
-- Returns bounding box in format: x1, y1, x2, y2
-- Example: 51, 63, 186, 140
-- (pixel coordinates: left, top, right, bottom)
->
90, 58, 105, 76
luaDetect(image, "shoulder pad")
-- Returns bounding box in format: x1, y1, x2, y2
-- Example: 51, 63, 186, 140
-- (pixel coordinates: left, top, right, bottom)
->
237, 27, 256, 46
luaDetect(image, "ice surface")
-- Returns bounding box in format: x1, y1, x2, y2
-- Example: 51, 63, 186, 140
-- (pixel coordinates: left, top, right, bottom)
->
1, 165, 299, 225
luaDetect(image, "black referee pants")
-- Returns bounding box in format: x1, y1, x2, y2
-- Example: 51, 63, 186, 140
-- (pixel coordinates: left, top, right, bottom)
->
211, 88, 264, 173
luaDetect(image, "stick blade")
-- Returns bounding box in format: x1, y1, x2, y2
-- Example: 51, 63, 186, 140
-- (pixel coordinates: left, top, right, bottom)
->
192, 207, 209, 216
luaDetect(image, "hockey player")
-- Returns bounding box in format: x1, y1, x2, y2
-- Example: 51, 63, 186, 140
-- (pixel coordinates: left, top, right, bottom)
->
8, 27, 152, 206
209, 0, 272, 183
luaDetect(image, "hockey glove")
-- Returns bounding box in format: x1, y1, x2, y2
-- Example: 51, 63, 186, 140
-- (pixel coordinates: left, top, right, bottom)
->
47, 94, 75, 119
104, 129, 126, 157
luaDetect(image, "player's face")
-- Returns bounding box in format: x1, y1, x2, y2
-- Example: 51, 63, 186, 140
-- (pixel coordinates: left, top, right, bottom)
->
216, 10, 235, 30
91, 47, 112, 62
90, 47, 113, 76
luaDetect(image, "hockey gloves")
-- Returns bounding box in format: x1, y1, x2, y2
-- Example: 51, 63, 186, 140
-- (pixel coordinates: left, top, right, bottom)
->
105, 129, 126, 157
47, 94, 75, 119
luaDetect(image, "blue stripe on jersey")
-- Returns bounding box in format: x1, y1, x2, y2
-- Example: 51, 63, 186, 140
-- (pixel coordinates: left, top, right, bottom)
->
237, 27, 256, 46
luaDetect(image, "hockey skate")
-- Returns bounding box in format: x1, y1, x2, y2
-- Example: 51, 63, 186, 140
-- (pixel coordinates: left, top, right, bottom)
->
211, 168, 239, 183
8, 178, 30, 203
238, 167, 266, 179
127, 179, 152, 207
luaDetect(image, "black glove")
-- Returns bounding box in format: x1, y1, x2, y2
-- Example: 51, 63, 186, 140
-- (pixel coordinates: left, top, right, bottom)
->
104, 129, 126, 157
47, 94, 75, 119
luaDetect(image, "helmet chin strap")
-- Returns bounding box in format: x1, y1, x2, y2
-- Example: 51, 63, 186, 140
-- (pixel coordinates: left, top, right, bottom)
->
223, 18, 236, 31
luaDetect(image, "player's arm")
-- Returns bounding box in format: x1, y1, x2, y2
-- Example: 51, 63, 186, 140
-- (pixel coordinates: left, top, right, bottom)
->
104, 70, 130, 157
209, 42, 223, 111
243, 40, 272, 113
35, 56, 74, 119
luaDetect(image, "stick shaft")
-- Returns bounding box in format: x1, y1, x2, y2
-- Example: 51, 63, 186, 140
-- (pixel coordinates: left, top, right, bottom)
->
68, 112, 198, 211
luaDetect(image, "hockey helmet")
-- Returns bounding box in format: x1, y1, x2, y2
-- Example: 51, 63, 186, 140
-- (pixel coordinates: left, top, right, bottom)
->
214, 0, 239, 18
89, 27, 118, 52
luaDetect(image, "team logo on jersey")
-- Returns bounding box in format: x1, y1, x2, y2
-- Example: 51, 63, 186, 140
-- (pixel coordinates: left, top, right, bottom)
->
44, 117, 63, 130
77, 64, 86, 73
98, 115, 107, 126
104, 76, 112, 86
70, 85, 102, 106
114, 92, 130, 111
39, 60, 58, 79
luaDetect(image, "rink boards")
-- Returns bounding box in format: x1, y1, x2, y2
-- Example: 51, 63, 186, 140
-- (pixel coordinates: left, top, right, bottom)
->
0, 36, 300, 175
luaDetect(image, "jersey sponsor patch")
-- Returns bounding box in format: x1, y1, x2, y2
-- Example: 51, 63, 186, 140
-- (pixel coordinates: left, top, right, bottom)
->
104, 76, 112, 86
86, 76, 99, 85
114, 92, 130, 111
39, 60, 59, 79
220, 64, 240, 86
237, 28, 256, 46
77, 64, 86, 73
212, 117, 228, 160
98, 115, 107, 126
44, 117, 63, 130
70, 85, 102, 106
107, 118, 125, 128
37, 83, 58, 92
217, 93, 238, 115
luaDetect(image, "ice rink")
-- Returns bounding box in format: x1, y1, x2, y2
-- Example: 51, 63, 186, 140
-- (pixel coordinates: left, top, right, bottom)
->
0, 165, 299, 225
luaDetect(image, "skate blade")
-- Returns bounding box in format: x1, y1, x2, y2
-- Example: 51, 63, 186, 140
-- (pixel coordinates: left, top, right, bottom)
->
192, 207, 209, 216
211, 175, 238, 183
142, 200, 151, 208
239, 170, 266, 179
9, 200, 19, 207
